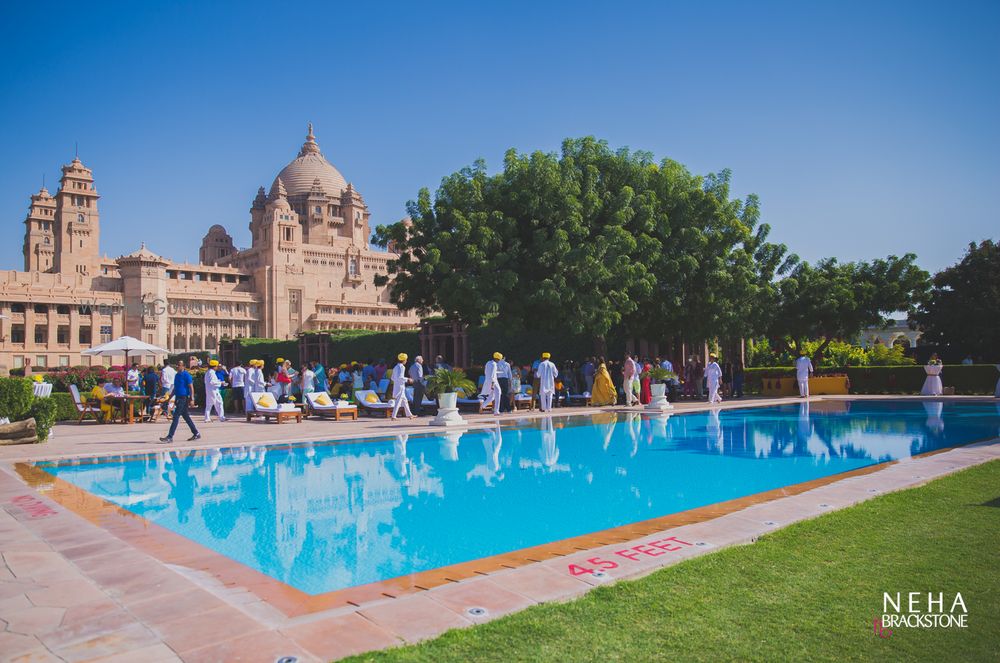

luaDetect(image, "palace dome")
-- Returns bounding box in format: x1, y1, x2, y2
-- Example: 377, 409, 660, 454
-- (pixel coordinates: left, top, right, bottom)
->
272, 124, 347, 198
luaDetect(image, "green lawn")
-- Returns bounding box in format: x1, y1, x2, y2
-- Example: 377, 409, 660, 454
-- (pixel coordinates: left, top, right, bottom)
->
345, 459, 1000, 663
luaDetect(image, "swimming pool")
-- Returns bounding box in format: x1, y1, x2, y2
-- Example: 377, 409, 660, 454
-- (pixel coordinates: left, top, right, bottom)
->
31, 400, 1000, 596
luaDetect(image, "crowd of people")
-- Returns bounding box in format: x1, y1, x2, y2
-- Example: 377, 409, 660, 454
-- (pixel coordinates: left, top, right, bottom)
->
96, 350, 749, 444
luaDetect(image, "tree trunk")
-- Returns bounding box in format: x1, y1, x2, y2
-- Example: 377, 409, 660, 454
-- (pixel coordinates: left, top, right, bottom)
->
593, 335, 608, 360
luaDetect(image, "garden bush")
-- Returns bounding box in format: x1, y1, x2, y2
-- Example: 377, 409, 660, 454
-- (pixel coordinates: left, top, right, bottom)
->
28, 398, 57, 441
745, 364, 997, 395
0, 377, 35, 420
49, 392, 80, 421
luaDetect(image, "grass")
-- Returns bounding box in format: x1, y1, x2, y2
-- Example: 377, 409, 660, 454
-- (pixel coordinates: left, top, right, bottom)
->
344, 459, 1000, 662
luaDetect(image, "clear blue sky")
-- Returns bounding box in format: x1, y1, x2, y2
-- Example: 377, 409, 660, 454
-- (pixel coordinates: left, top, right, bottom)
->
1, 0, 997, 273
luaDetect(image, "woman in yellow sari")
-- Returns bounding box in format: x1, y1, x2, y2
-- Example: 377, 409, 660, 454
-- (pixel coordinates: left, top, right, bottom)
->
591, 363, 617, 406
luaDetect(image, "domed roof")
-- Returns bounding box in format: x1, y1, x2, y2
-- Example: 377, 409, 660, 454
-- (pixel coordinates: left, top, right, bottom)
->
271, 124, 347, 198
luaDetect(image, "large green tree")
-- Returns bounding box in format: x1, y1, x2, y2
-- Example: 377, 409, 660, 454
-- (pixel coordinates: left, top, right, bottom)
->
766, 254, 930, 361
914, 240, 1000, 360
374, 137, 789, 349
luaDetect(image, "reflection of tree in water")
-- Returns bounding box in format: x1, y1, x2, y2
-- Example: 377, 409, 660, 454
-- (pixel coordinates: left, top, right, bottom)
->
201, 498, 241, 540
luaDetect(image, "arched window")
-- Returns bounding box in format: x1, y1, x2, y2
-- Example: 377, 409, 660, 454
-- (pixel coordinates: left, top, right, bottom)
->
77, 214, 85, 223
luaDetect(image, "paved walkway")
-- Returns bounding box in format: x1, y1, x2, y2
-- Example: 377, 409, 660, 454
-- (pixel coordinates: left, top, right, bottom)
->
1, 395, 997, 661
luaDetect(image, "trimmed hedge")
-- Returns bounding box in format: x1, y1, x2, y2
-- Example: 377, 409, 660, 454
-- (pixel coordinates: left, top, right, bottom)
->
0, 377, 58, 441
235, 339, 298, 367
745, 365, 998, 395
50, 392, 80, 421
0, 377, 35, 420
29, 399, 57, 441
846, 365, 997, 395
326, 330, 419, 365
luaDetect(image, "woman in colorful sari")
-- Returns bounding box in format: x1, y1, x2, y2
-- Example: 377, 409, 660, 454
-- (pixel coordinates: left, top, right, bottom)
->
639, 362, 652, 405
591, 363, 617, 406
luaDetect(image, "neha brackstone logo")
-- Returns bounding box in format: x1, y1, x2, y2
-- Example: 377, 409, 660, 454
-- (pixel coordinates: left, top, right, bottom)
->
875, 592, 968, 637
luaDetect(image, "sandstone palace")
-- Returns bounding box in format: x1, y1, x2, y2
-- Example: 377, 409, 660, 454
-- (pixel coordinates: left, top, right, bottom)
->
1, 125, 419, 370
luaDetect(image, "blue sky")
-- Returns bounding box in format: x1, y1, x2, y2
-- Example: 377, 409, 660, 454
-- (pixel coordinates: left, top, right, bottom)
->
0, 0, 996, 273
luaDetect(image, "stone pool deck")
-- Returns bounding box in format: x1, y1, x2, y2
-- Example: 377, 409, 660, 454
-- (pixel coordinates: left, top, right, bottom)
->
1, 395, 997, 662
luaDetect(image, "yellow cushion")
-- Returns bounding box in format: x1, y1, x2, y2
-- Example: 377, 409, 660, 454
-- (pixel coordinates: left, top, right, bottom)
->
315, 393, 332, 406
256, 394, 276, 408
364, 392, 379, 403
455, 388, 466, 398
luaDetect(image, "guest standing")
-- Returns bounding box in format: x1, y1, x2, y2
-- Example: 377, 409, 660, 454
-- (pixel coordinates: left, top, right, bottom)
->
705, 354, 723, 404
409, 355, 426, 416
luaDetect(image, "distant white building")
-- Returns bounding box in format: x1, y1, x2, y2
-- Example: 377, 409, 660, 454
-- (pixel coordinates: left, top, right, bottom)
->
859, 318, 921, 349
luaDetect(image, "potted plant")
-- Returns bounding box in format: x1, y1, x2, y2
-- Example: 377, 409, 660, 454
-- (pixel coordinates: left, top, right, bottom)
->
425, 368, 476, 427
642, 366, 677, 411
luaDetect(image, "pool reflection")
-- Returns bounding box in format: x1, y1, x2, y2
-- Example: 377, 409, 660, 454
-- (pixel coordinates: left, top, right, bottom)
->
41, 399, 998, 596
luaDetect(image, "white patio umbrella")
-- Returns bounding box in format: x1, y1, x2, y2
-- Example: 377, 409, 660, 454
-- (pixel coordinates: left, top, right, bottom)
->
81, 335, 169, 365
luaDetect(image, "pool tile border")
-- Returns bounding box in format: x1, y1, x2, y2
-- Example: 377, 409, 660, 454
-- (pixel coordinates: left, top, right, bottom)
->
11, 431, 998, 618
3, 397, 1000, 661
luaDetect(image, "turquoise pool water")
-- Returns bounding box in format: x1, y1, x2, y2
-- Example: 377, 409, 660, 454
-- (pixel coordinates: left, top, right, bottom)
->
37, 400, 1000, 595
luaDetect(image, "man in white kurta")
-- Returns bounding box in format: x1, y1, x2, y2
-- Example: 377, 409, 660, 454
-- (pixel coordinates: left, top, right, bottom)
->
623, 354, 641, 406
480, 352, 503, 415
536, 352, 559, 412
705, 355, 723, 403
794, 352, 814, 398
203, 360, 226, 422
390, 353, 414, 420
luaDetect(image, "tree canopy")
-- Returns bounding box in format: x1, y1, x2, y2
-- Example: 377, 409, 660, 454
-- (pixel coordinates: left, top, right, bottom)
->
915, 240, 1000, 360
374, 137, 930, 361
374, 137, 794, 345
764, 255, 930, 361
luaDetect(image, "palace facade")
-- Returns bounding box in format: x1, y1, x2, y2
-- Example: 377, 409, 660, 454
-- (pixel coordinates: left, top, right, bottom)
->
0, 125, 419, 370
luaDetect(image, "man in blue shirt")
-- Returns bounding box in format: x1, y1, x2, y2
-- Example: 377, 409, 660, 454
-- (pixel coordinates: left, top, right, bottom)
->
160, 361, 201, 443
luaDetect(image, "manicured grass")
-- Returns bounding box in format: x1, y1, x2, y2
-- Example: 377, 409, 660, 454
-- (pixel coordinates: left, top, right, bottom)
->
345, 460, 1000, 662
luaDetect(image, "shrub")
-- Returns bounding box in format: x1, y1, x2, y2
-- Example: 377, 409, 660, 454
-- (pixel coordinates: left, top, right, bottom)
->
49, 392, 80, 421
744, 364, 997, 395
0, 377, 34, 420
28, 398, 57, 441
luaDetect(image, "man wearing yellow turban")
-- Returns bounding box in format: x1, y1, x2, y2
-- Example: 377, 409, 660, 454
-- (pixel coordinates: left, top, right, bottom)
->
204, 359, 226, 423
390, 353, 415, 419
537, 352, 559, 412
479, 352, 503, 415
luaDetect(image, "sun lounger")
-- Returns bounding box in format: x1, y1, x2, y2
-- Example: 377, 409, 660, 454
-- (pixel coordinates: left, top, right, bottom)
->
304, 392, 358, 420
405, 387, 437, 410
246, 392, 302, 423
513, 385, 533, 410
567, 391, 593, 407
355, 389, 393, 417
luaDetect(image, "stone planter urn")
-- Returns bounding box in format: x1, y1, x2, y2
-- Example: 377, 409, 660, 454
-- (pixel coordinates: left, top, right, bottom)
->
430, 391, 467, 427
645, 382, 673, 412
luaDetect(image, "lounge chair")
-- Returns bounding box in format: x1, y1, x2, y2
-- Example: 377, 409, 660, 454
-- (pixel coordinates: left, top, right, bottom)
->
405, 387, 438, 411
246, 392, 302, 424
567, 391, 593, 407
513, 385, 533, 410
455, 388, 494, 414
304, 392, 358, 420
69, 384, 103, 423
355, 389, 393, 417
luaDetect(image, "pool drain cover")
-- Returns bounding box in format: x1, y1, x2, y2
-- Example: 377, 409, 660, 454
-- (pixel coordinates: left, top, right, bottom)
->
466, 607, 488, 617
591, 571, 608, 579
